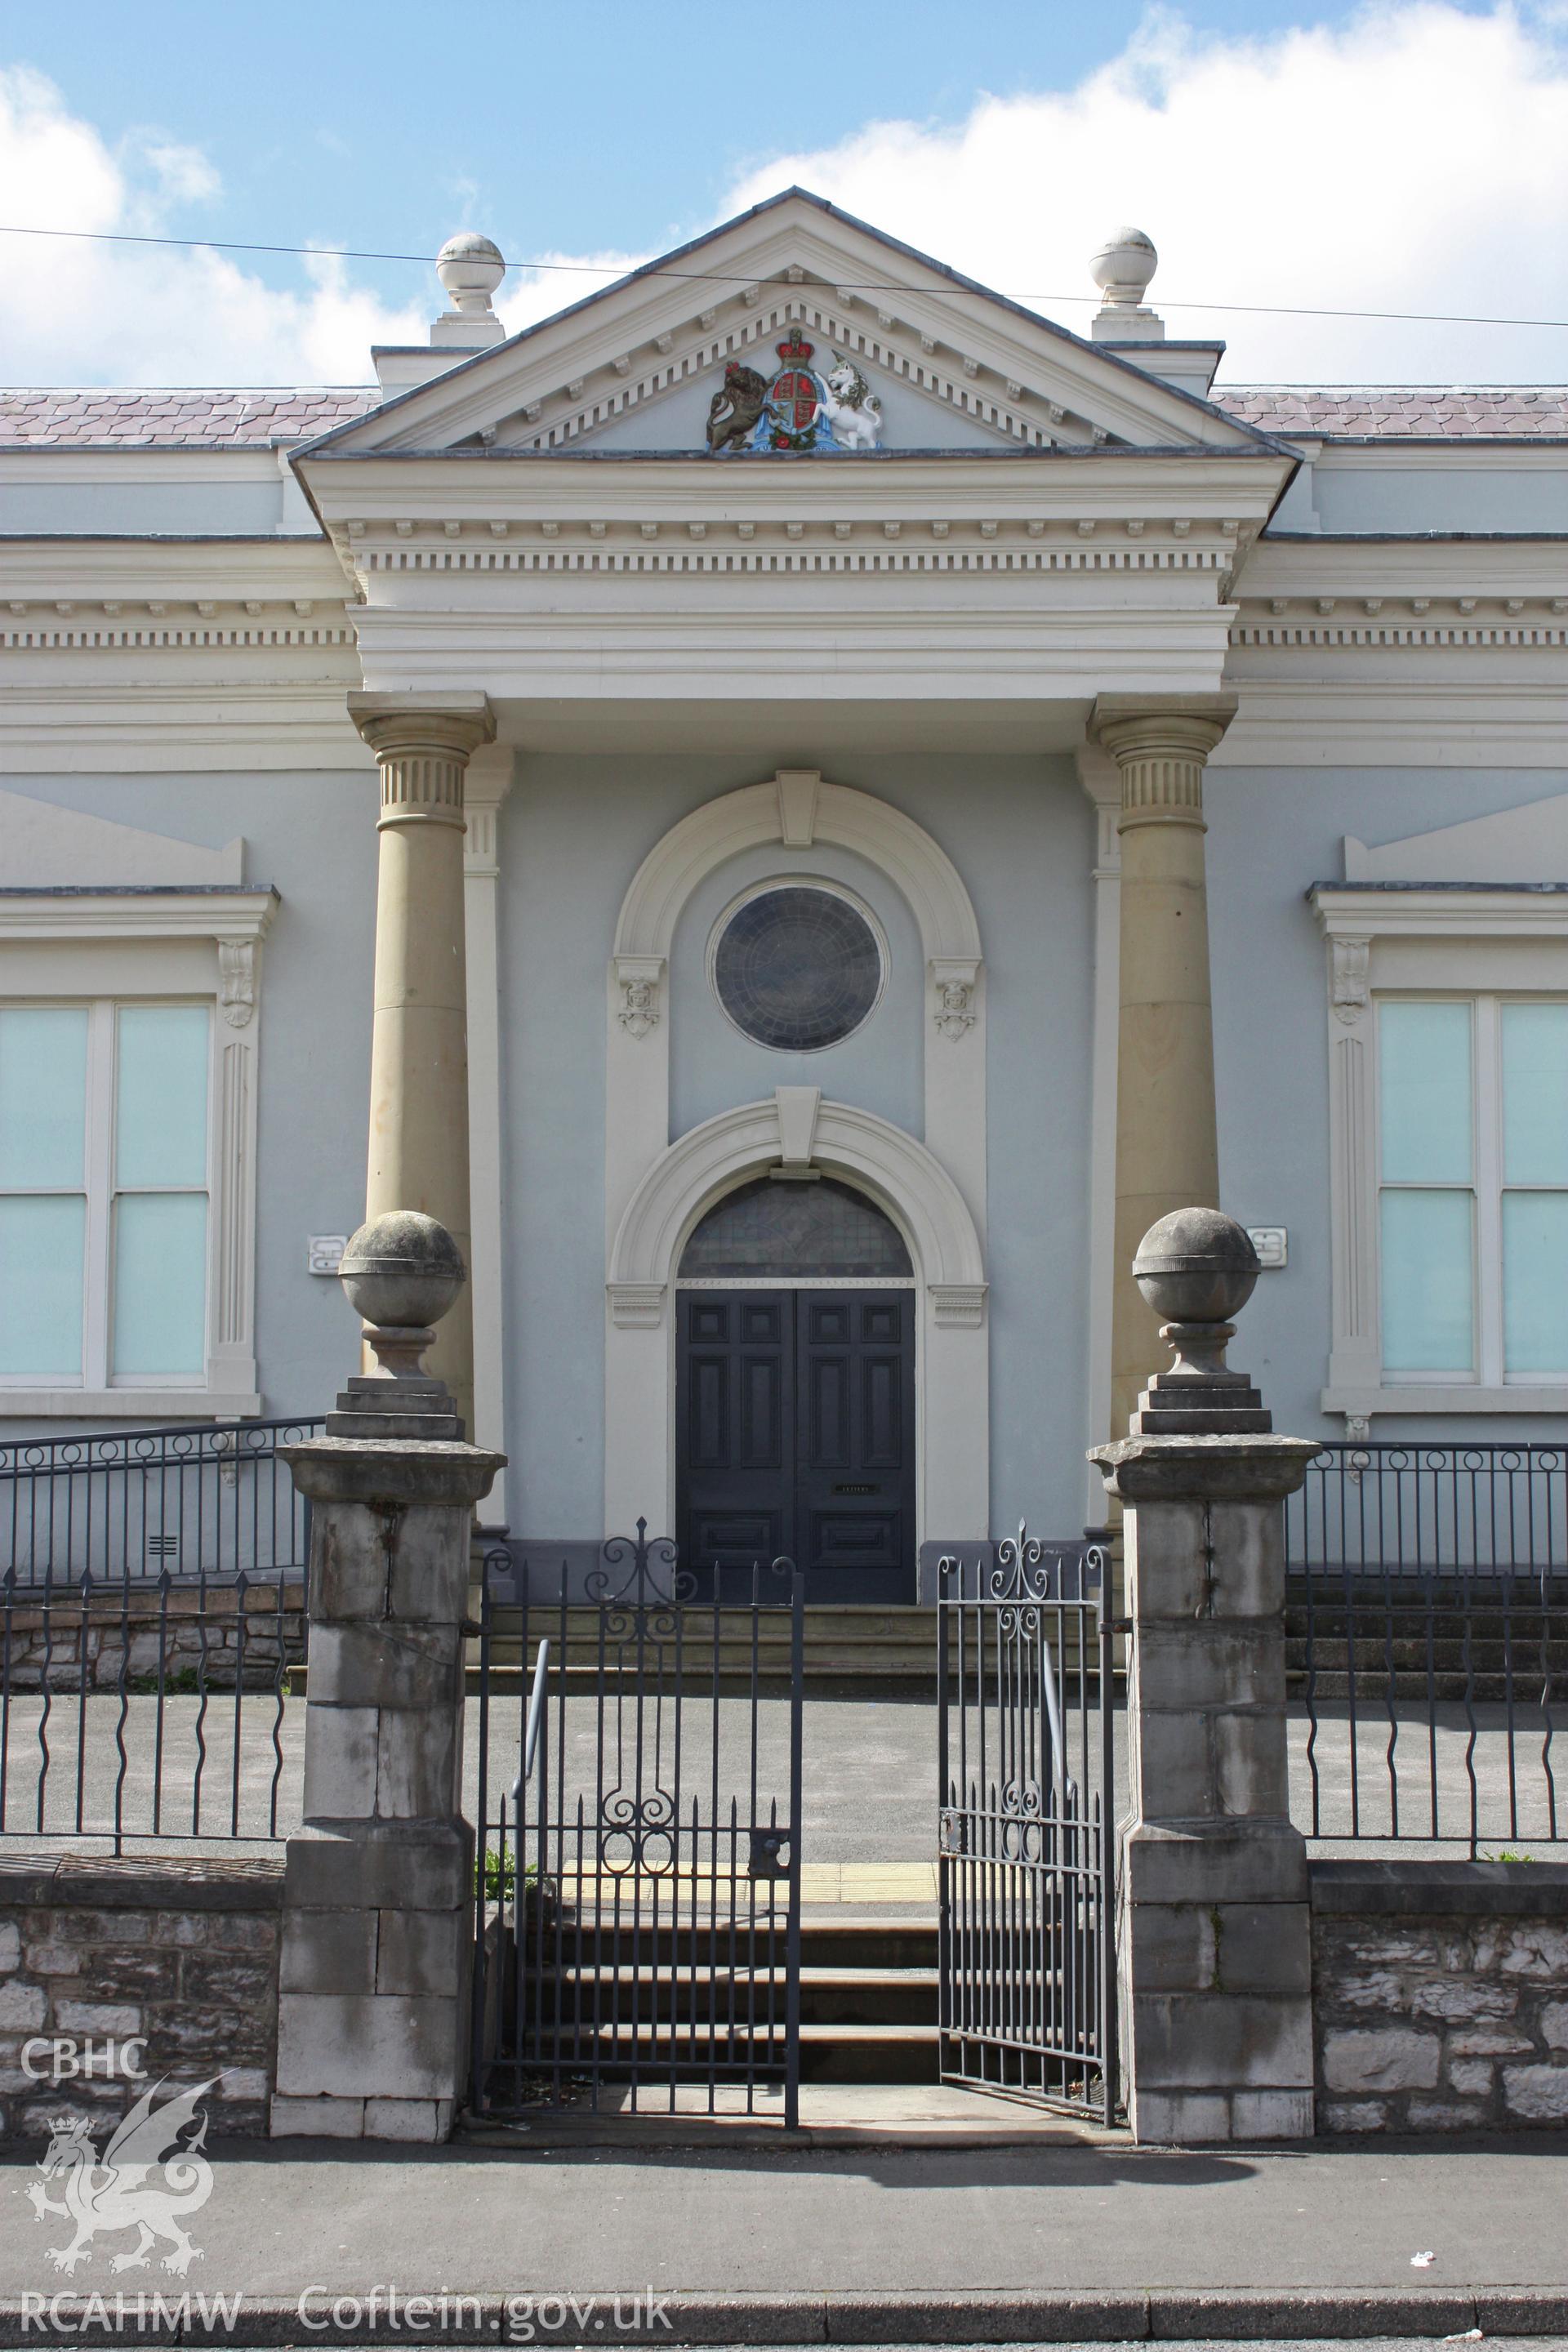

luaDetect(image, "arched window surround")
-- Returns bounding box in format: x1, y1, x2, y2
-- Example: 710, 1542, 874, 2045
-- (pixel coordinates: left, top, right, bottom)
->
605, 1091, 987, 1545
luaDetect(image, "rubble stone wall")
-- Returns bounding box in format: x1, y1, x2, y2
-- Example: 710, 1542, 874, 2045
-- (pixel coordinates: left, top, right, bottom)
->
1312, 1860, 1568, 2132
0, 1854, 283, 2140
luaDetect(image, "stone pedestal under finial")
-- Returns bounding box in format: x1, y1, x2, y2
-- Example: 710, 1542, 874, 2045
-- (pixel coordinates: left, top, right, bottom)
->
274, 1212, 503, 2144
1091, 1208, 1319, 2145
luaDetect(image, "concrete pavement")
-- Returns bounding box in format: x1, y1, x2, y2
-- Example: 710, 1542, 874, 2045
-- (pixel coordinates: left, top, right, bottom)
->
3, 2133, 1568, 2340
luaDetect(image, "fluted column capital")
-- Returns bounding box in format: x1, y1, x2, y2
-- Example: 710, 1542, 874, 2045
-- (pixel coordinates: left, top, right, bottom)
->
1089, 693, 1237, 834
349, 692, 497, 832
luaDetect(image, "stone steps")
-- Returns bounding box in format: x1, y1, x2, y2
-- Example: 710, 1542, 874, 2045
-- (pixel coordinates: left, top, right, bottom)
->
510, 1913, 943, 2085
476, 1606, 1103, 1685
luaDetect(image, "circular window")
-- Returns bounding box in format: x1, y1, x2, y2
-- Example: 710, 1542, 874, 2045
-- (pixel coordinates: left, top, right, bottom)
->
710, 884, 884, 1052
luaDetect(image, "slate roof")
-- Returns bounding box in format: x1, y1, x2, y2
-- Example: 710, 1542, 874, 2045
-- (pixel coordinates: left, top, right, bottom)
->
3, 384, 1567, 447
0, 391, 380, 447
1212, 387, 1568, 439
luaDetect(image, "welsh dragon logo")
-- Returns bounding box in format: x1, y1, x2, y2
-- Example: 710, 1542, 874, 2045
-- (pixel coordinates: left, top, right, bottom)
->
28, 2078, 217, 2275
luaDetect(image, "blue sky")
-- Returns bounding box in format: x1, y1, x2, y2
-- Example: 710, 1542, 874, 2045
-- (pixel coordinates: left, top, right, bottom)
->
3, 2, 1567, 385
9, 0, 1401, 307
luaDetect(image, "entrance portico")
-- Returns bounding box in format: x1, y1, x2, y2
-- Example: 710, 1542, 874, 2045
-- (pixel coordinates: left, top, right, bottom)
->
292, 189, 1293, 1552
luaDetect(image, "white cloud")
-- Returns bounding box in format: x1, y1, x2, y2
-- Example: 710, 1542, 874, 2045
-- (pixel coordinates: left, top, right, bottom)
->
719, 2, 1568, 385
3, 8, 1568, 388
0, 66, 425, 385
497, 250, 658, 340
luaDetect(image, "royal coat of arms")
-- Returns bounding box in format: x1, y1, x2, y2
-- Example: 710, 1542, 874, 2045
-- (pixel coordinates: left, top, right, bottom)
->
706, 330, 884, 456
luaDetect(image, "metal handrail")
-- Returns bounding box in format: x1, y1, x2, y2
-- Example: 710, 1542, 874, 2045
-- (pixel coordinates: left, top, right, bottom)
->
510, 1638, 550, 1802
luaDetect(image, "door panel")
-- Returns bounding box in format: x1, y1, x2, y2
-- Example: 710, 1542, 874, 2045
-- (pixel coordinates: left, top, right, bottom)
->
678, 1288, 916, 1603
676, 1291, 792, 1597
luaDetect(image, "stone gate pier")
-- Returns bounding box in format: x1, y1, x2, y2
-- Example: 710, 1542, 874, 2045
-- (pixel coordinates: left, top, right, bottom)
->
1093, 1207, 1318, 2144
274, 1211, 503, 2142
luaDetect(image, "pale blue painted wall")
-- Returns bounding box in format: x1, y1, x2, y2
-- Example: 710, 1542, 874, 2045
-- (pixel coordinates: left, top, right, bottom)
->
3, 758, 1563, 1526
1206, 764, 1568, 1446
497, 749, 1096, 1543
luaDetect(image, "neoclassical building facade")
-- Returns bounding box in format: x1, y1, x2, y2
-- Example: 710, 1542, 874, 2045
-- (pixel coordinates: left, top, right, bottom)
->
2, 191, 1564, 1591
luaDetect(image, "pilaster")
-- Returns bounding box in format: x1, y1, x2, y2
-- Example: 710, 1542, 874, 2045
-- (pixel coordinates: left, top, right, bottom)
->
1076, 743, 1122, 1515
462, 743, 515, 1515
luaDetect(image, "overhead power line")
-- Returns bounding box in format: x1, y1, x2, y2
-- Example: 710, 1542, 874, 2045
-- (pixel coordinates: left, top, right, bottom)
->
0, 220, 1564, 333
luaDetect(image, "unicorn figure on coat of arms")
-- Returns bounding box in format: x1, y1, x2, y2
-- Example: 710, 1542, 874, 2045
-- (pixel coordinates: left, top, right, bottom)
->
820, 354, 884, 452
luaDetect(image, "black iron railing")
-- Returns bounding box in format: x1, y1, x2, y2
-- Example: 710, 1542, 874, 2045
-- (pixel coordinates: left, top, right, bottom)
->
1285, 1446, 1566, 1851
1285, 1443, 1566, 1583
1289, 1565, 1565, 1852
0, 1564, 307, 1853
0, 1417, 324, 1589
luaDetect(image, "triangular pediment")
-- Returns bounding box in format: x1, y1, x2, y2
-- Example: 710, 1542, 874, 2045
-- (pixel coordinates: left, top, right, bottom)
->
300, 190, 1277, 466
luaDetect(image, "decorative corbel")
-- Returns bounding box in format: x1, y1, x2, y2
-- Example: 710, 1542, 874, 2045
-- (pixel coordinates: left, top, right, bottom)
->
216, 937, 257, 1029
614, 955, 665, 1041
929, 956, 981, 1043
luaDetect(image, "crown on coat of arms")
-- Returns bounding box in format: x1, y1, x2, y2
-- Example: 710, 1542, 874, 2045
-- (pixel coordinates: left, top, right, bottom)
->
774, 329, 815, 367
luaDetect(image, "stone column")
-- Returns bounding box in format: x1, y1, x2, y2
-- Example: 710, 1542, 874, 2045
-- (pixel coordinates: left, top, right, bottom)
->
1090, 694, 1235, 1442
350, 691, 496, 1443
1090, 1209, 1318, 2145
274, 1214, 504, 2143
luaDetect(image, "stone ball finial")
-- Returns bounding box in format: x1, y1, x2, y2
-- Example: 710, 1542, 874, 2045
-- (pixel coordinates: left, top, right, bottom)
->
1133, 1206, 1259, 1330
436, 232, 506, 316
338, 1210, 466, 1334
1089, 226, 1158, 310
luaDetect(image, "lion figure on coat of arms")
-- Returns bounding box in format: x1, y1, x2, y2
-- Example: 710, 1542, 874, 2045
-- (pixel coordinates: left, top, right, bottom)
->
706, 362, 769, 454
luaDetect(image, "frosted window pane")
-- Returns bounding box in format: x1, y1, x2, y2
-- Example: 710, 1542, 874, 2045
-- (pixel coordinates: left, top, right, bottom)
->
116, 1006, 208, 1188
680, 1176, 912, 1277
0, 1196, 85, 1377
0, 1009, 87, 1189
1380, 1002, 1472, 1183
1380, 1189, 1473, 1372
112, 1193, 207, 1379
1502, 1004, 1568, 1186
713, 888, 882, 1050
1503, 1193, 1568, 1374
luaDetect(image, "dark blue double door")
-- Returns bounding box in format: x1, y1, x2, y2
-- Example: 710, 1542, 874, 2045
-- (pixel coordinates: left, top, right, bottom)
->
676, 1289, 916, 1602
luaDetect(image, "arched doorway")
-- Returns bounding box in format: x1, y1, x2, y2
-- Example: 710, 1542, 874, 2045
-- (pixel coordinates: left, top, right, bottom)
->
675, 1174, 917, 1601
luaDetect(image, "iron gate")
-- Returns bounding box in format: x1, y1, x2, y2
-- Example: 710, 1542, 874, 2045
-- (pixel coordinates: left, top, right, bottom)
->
470, 1526, 804, 2123
938, 1528, 1118, 2122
